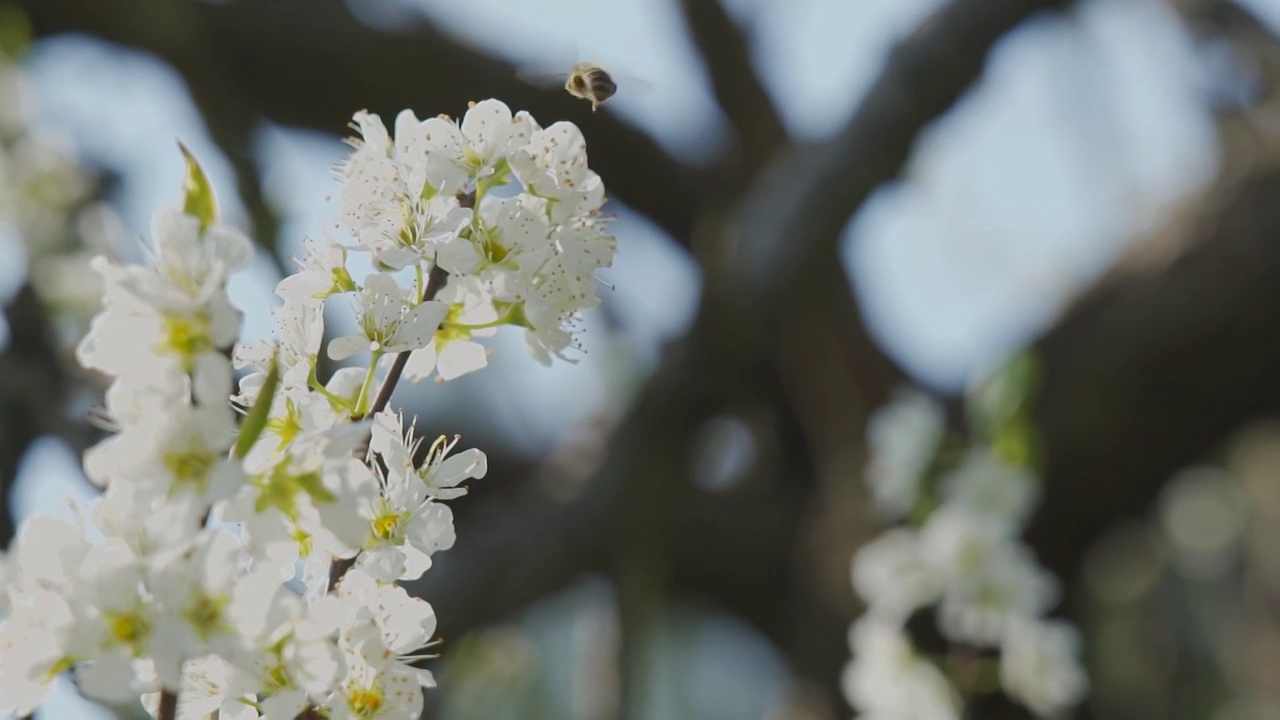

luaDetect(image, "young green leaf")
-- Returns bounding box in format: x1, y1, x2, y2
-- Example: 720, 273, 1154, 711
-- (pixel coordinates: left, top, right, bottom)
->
178, 142, 217, 232
234, 354, 279, 460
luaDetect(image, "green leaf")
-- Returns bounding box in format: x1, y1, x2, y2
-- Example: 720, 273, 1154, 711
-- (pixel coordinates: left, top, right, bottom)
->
234, 354, 280, 460
296, 472, 336, 505
178, 142, 217, 232
992, 419, 1039, 471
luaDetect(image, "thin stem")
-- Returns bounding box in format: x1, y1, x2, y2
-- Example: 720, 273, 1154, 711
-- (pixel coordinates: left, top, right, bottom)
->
307, 364, 353, 409
441, 305, 518, 332
157, 689, 178, 720
357, 264, 448, 421
353, 350, 384, 417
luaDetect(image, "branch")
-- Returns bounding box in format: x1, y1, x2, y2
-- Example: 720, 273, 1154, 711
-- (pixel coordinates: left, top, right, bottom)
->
363, 264, 450, 421
0, 285, 77, 546
1022, 0, 1280, 603
736, 0, 1074, 307
1029, 162, 1280, 589
156, 690, 177, 720
18, 0, 707, 245
677, 0, 788, 179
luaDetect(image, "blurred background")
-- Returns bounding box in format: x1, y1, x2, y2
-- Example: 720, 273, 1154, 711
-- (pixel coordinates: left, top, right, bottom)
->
1, 0, 1279, 717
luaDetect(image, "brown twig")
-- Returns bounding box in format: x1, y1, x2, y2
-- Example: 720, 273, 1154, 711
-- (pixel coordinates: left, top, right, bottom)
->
329, 261, 450, 595
157, 690, 177, 720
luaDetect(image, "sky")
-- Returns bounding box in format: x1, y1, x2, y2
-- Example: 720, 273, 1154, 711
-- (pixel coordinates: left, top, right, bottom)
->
3, 0, 1245, 715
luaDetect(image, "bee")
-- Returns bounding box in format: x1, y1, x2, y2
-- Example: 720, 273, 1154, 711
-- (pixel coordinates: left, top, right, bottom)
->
564, 62, 618, 112
519, 62, 649, 112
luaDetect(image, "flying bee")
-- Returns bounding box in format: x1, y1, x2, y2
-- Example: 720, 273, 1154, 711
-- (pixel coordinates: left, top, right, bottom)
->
564, 62, 617, 112
519, 62, 650, 112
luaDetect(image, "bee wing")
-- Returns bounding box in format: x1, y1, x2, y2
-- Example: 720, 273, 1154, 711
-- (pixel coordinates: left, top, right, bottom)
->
611, 73, 655, 96
516, 68, 569, 89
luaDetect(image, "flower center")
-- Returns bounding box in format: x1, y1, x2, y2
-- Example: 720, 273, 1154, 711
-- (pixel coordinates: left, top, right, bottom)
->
372, 512, 403, 542
349, 687, 384, 717
184, 592, 229, 640
104, 610, 151, 653
165, 448, 216, 491
160, 313, 214, 369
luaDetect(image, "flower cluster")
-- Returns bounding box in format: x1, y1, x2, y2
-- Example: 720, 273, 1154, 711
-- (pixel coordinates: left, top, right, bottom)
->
843, 388, 1088, 718
0, 54, 124, 336
330, 99, 617, 378
0, 98, 617, 718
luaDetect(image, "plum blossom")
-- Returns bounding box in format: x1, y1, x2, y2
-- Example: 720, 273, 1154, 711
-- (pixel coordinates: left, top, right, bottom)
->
845, 386, 1086, 718
842, 618, 960, 720
864, 387, 947, 519
1000, 618, 1089, 717
328, 272, 447, 361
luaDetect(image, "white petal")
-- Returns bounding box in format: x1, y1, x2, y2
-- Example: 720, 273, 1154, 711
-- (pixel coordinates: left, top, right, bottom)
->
437, 340, 488, 381
76, 650, 141, 703
327, 334, 368, 361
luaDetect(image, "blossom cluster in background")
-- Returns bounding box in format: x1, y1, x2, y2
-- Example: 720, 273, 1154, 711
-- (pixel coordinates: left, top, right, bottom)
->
844, 377, 1089, 718
0, 97, 618, 718
0, 54, 126, 340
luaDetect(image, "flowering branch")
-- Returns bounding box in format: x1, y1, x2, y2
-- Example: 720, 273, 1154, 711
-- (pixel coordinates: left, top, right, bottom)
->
360, 264, 450, 422
844, 364, 1088, 718
0, 98, 619, 718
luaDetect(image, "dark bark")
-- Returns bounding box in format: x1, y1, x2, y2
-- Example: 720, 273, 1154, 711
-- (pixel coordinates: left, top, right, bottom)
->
1030, 163, 1280, 590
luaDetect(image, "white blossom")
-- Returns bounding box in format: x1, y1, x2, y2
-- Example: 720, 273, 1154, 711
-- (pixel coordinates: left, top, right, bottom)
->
430, 99, 533, 181
328, 272, 447, 361
936, 540, 1060, 647
369, 410, 487, 501
864, 387, 946, 519
319, 455, 457, 582
338, 111, 471, 269
140, 655, 260, 720
920, 508, 1060, 646
1000, 618, 1089, 717
841, 618, 960, 719
332, 568, 438, 661
0, 585, 73, 714
274, 236, 355, 305
84, 400, 243, 506
402, 275, 498, 382
938, 448, 1040, 532
325, 617, 429, 719
147, 532, 246, 687
511, 119, 605, 223
224, 568, 342, 714
851, 528, 941, 622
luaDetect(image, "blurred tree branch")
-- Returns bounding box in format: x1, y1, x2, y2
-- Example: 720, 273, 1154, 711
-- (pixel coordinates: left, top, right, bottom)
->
676, 0, 788, 181
0, 287, 58, 543
1030, 118, 1280, 598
